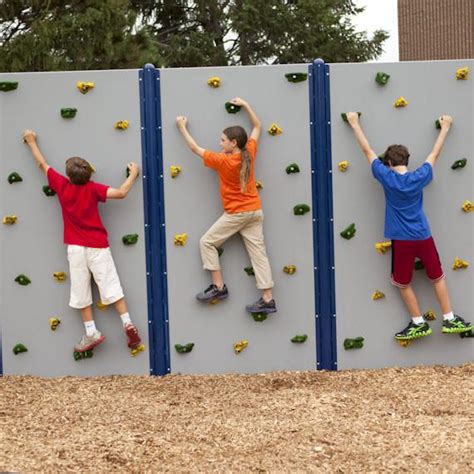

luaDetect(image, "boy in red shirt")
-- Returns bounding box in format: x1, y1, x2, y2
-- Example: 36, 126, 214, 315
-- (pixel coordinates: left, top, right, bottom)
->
23, 130, 143, 354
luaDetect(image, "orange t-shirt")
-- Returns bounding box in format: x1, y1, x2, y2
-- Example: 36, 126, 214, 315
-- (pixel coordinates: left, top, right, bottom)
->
203, 138, 262, 214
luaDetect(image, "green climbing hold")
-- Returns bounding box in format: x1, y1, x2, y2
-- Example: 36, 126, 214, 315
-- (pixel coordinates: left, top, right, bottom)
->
225, 102, 241, 114
250, 312, 267, 322
0, 81, 18, 92
122, 234, 139, 245
344, 337, 364, 350
291, 334, 308, 343
435, 119, 441, 129
217, 247, 224, 257
42, 185, 56, 197
13, 343, 28, 355
8, 172, 23, 184
15, 274, 31, 286
61, 108, 77, 119
375, 72, 390, 85
414, 259, 424, 270
460, 330, 473, 339
285, 72, 308, 83
244, 266, 255, 276
286, 163, 300, 174
451, 158, 467, 170
74, 350, 93, 361
175, 343, 194, 353
293, 204, 310, 216
340, 223, 356, 240
341, 112, 361, 122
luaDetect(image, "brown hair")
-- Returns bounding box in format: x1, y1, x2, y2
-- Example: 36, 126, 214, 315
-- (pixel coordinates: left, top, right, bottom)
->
383, 145, 410, 167
65, 157, 93, 185
223, 126, 250, 193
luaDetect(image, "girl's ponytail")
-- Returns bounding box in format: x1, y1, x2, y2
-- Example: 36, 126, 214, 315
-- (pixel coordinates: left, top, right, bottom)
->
223, 126, 251, 193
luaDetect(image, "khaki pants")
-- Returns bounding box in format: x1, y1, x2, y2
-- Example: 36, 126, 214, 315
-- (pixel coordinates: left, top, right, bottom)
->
200, 210, 274, 289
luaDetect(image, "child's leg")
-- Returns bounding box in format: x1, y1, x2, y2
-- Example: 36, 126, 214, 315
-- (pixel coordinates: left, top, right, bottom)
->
432, 278, 452, 315
399, 286, 422, 317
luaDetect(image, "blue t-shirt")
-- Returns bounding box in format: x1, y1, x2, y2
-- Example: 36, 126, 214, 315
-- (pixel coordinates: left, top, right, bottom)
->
371, 159, 433, 240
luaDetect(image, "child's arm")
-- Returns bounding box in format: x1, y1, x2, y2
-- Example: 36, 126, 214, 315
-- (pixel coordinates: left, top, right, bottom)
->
175, 116, 205, 158
22, 130, 50, 175
345, 113, 377, 164
230, 97, 261, 142
425, 115, 452, 166
106, 163, 140, 199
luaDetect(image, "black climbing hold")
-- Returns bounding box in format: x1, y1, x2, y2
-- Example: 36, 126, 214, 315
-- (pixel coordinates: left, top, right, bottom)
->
375, 72, 390, 85
341, 112, 361, 122
293, 204, 310, 216
344, 337, 364, 349
414, 259, 424, 270
175, 343, 194, 353
286, 163, 300, 174
244, 266, 255, 276
217, 247, 224, 257
122, 234, 139, 245
8, 172, 23, 184
435, 119, 441, 129
291, 335, 308, 343
460, 330, 473, 339
15, 274, 31, 286
340, 223, 356, 240
74, 350, 94, 361
0, 81, 18, 92
285, 72, 308, 83
13, 343, 28, 355
451, 158, 467, 170
225, 102, 241, 114
42, 185, 56, 197
250, 312, 267, 322
61, 108, 77, 119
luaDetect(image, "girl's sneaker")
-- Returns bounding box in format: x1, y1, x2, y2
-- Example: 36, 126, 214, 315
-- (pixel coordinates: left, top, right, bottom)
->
395, 321, 432, 340
196, 284, 229, 302
74, 331, 105, 352
442, 315, 473, 334
124, 324, 142, 349
246, 297, 277, 314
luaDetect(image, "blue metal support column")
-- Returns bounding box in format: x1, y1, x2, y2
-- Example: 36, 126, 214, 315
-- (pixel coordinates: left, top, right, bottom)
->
139, 64, 170, 376
309, 59, 337, 370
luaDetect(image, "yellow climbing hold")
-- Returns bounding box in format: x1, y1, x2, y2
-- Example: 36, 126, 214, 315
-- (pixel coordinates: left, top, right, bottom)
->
256, 180, 264, 190
452, 257, 469, 270
96, 301, 109, 310
461, 200, 473, 212
394, 97, 408, 108
338, 161, 349, 172
76, 81, 94, 94
53, 271, 67, 282
372, 290, 385, 301
114, 120, 129, 130
174, 233, 187, 246
49, 317, 61, 331
268, 123, 283, 136
207, 76, 221, 88
131, 344, 145, 357
89, 163, 96, 174
456, 67, 469, 80
170, 165, 182, 178
423, 310, 437, 321
233, 340, 248, 354
283, 265, 296, 275
2, 215, 17, 225
375, 241, 392, 254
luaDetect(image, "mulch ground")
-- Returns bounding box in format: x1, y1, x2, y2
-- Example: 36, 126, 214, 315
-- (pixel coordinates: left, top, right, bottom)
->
1, 363, 473, 472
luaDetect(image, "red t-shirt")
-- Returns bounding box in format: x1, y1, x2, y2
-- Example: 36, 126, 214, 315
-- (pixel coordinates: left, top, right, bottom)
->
47, 168, 110, 248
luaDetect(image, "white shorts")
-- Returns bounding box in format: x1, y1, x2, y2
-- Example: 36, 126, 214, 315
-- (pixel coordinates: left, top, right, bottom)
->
67, 245, 124, 309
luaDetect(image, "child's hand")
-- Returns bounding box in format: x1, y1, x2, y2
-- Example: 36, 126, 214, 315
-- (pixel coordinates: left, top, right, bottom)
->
176, 116, 188, 129
346, 112, 360, 127
230, 97, 248, 107
127, 162, 140, 179
438, 115, 453, 130
22, 129, 37, 144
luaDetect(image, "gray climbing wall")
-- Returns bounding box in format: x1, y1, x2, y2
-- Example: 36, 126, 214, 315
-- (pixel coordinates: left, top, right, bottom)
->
159, 64, 317, 374
330, 60, 473, 369
0, 70, 150, 376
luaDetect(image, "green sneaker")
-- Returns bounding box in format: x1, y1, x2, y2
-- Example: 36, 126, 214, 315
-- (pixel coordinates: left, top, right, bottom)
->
442, 315, 473, 334
395, 321, 432, 340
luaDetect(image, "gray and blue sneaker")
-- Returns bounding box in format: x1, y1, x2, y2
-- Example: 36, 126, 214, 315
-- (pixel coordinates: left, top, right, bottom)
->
196, 284, 229, 302
246, 297, 277, 314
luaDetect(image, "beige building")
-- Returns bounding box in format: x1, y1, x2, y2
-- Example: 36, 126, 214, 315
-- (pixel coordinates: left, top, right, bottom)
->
398, 0, 473, 60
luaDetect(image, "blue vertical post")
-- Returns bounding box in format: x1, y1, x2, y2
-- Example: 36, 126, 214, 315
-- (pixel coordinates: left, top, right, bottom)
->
309, 59, 337, 370
139, 64, 170, 376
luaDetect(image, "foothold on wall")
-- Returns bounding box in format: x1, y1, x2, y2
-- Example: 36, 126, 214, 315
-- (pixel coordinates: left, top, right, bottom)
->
170, 165, 182, 178
96, 301, 109, 310
340, 223, 356, 240
461, 200, 473, 212
460, 330, 473, 339
250, 312, 267, 322
8, 172, 23, 184
423, 310, 437, 321
13, 343, 28, 355
0, 81, 18, 92
225, 102, 241, 114
344, 337, 364, 350
293, 204, 310, 216
76, 81, 94, 94
207, 76, 221, 88
217, 247, 224, 257
341, 112, 361, 122
175, 343, 194, 354
393, 96, 408, 108
61, 108, 77, 119
338, 161, 349, 172
122, 233, 139, 245
3, 215, 17, 225
291, 334, 308, 343
53, 271, 67, 282
451, 158, 467, 170
414, 259, 425, 270
114, 120, 129, 130
375, 241, 392, 254
285, 72, 308, 83
15, 274, 31, 286
372, 290, 385, 301
435, 119, 441, 129
283, 265, 296, 275
49, 317, 61, 331
174, 233, 187, 246
456, 67, 469, 80
452, 257, 469, 270
233, 340, 248, 354
268, 123, 283, 136
131, 344, 145, 357
42, 185, 56, 197
375, 72, 390, 85
74, 350, 93, 361
256, 180, 263, 190
286, 163, 300, 174
244, 266, 255, 276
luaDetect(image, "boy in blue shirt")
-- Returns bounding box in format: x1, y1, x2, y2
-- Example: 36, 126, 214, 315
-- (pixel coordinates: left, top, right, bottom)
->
345, 112, 472, 341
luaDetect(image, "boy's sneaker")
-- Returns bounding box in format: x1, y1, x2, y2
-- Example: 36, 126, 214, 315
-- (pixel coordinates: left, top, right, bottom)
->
124, 323, 142, 349
196, 284, 229, 302
442, 315, 473, 334
395, 321, 432, 340
246, 297, 277, 314
74, 331, 105, 352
